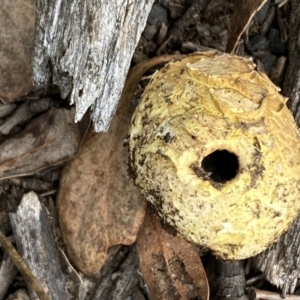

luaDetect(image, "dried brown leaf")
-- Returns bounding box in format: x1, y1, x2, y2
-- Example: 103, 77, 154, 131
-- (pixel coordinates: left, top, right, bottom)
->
57, 104, 147, 276
137, 210, 209, 300
0, 107, 89, 179
56, 83, 137, 276
0, 0, 36, 102
57, 55, 185, 276
226, 0, 268, 53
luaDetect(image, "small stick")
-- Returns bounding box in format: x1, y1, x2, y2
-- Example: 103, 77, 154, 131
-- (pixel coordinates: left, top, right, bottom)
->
246, 273, 265, 286
276, 6, 288, 42
269, 56, 287, 83
248, 287, 300, 300
0, 229, 50, 300
39, 189, 58, 197
260, 6, 275, 35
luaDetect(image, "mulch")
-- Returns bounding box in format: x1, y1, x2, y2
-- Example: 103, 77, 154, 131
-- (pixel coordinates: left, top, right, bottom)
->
0, 0, 297, 299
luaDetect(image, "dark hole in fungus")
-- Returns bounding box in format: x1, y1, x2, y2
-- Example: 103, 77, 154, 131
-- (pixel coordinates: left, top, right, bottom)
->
201, 149, 239, 183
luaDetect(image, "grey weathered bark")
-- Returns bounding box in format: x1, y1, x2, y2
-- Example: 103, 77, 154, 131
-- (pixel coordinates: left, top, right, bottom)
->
9, 192, 69, 300
251, 213, 300, 295
0, 252, 18, 300
32, 0, 154, 132
283, 0, 300, 124
250, 0, 300, 295
207, 256, 248, 300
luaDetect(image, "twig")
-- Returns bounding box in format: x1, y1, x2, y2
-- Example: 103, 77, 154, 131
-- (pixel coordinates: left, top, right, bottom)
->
0, 229, 50, 300
0, 96, 8, 104
248, 287, 300, 300
246, 274, 265, 286
39, 189, 58, 197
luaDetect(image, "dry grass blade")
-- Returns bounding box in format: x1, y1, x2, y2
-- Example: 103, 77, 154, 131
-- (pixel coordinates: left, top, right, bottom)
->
137, 210, 209, 300
226, 0, 268, 53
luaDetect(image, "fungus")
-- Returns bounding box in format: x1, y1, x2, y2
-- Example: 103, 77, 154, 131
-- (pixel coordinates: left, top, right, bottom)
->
128, 51, 300, 259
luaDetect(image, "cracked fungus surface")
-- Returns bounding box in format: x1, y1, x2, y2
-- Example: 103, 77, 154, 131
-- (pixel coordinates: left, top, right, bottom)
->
128, 51, 300, 259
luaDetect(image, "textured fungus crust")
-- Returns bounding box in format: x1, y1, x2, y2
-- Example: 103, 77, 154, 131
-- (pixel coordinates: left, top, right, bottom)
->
128, 51, 300, 260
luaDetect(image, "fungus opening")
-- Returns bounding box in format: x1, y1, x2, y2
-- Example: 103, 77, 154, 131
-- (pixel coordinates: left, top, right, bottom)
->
201, 150, 239, 183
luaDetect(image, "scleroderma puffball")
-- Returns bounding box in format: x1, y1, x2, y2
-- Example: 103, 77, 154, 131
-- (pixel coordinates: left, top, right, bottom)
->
128, 51, 300, 259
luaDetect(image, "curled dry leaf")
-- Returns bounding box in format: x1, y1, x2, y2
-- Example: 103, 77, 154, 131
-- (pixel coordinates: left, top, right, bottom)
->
0, 107, 89, 180
137, 210, 209, 300
57, 55, 185, 276
0, 0, 36, 102
226, 0, 268, 53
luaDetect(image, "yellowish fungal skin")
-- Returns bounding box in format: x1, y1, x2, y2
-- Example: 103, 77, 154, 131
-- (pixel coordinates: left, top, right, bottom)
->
128, 51, 300, 259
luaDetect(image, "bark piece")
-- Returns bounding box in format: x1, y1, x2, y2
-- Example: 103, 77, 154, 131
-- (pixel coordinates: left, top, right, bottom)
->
167, 0, 210, 46
251, 1, 300, 295
0, 98, 52, 135
207, 256, 247, 300
33, 0, 155, 132
109, 247, 140, 300
0, 107, 89, 180
0, 252, 18, 300
8, 178, 54, 193
0, 0, 35, 102
57, 55, 184, 276
260, 6, 275, 35
226, 0, 268, 53
269, 56, 287, 85
6, 290, 30, 300
251, 212, 300, 295
0, 104, 17, 119
9, 192, 68, 300
248, 287, 300, 300
282, 0, 300, 124
89, 246, 130, 299
137, 210, 209, 300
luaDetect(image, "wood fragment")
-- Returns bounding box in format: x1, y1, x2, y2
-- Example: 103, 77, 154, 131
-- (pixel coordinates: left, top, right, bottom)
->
109, 247, 140, 300
168, 0, 210, 45
283, 0, 300, 124
252, 3, 300, 293
0, 98, 52, 135
0, 107, 89, 180
260, 6, 275, 35
226, 0, 268, 53
206, 255, 247, 300
0, 252, 18, 300
0, 229, 50, 300
0, 211, 9, 227
216, 261, 247, 300
8, 178, 54, 193
6, 289, 30, 300
276, 7, 288, 42
269, 56, 287, 84
89, 246, 140, 300
248, 287, 300, 300
251, 212, 300, 295
33, 0, 155, 132
9, 192, 68, 300
246, 274, 265, 286
0, 104, 17, 119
